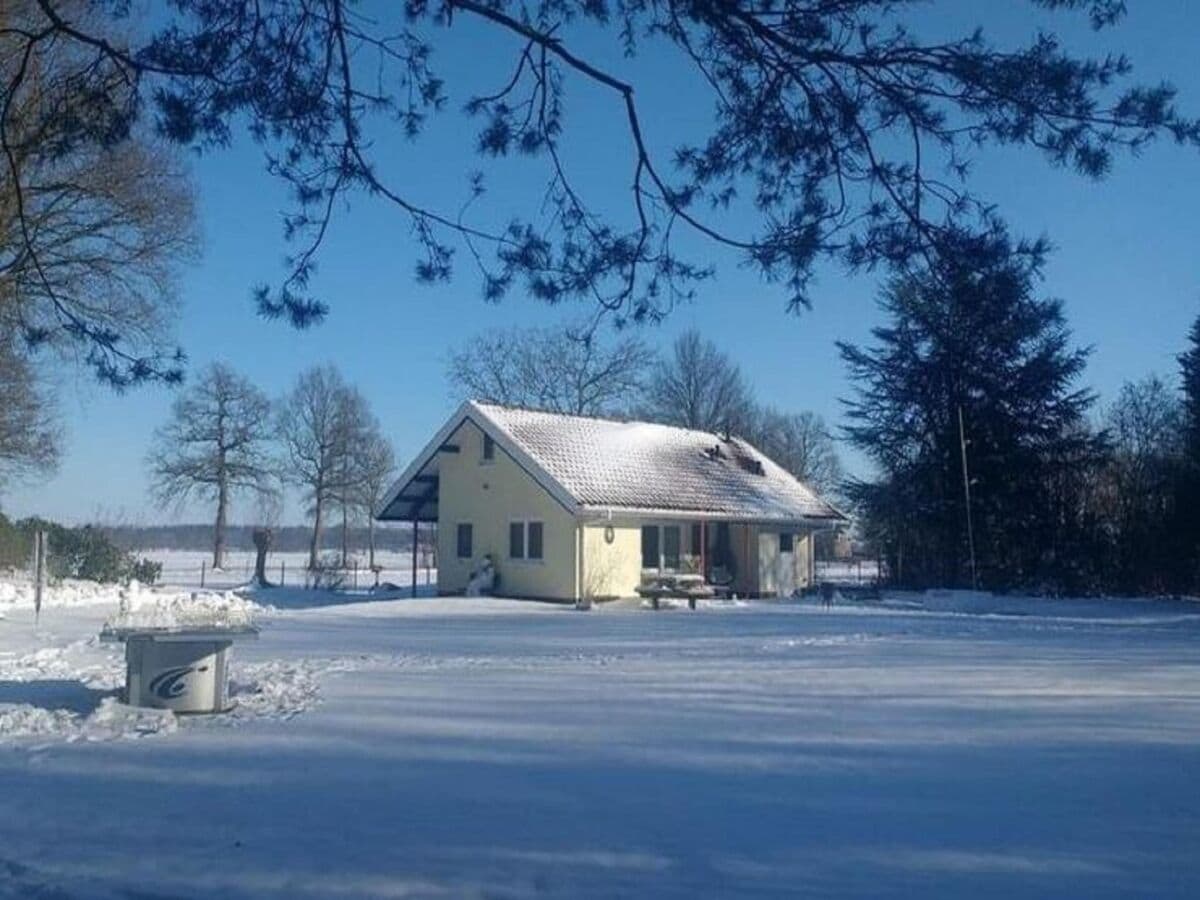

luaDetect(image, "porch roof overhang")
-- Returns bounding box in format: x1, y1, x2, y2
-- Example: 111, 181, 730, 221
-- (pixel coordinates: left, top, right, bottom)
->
576, 505, 848, 529
377, 464, 441, 522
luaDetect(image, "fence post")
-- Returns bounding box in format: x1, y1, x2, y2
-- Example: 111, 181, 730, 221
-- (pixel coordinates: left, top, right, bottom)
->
33, 530, 46, 623
201, 560, 206, 588
280, 560, 285, 586
353, 559, 358, 590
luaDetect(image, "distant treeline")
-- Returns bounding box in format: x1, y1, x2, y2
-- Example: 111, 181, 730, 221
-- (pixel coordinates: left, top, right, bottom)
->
108, 523, 432, 554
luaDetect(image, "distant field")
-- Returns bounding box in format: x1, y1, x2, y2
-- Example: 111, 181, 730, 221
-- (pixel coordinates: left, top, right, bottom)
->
143, 549, 437, 591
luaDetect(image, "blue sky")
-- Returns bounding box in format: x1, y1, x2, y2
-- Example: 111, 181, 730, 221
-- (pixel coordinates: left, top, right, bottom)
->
6, 2, 1199, 525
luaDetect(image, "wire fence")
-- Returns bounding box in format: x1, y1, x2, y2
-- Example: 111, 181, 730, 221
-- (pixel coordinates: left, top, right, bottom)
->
814, 557, 884, 588
146, 550, 438, 591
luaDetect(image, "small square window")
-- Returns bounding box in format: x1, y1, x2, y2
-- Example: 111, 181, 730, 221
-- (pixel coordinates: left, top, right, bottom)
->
509, 521, 525, 559
456, 523, 473, 559
482, 434, 495, 462
779, 532, 794, 554
527, 522, 544, 560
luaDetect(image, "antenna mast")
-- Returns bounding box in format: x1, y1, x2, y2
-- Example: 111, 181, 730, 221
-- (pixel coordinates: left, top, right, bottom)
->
958, 404, 979, 591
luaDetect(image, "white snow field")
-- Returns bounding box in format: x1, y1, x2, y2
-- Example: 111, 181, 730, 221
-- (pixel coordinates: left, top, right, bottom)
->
1, 583, 1199, 899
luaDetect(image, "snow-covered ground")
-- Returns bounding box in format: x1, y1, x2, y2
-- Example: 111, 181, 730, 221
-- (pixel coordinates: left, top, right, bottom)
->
1, 581, 1198, 898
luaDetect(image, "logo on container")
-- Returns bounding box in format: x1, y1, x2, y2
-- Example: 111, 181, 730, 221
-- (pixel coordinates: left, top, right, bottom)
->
148, 666, 195, 700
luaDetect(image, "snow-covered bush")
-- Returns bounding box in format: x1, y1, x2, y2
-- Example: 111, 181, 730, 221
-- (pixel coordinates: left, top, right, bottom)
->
0, 514, 160, 585
309, 553, 347, 590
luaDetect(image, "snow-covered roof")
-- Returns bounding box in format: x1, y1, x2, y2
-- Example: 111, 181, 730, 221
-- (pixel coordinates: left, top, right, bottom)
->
378, 401, 847, 525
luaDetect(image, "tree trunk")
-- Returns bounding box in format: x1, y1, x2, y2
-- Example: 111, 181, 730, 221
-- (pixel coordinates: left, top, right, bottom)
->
341, 502, 349, 568
309, 496, 323, 570
368, 516, 376, 570
253, 528, 272, 586
214, 472, 228, 570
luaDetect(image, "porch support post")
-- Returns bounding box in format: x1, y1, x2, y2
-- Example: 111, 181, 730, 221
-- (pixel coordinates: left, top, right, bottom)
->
700, 520, 707, 580
411, 519, 419, 598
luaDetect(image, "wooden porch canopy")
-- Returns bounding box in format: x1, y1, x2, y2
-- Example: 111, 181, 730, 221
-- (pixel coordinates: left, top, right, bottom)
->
376, 442, 459, 523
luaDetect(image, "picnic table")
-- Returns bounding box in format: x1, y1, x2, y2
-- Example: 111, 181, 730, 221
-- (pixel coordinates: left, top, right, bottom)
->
635, 573, 716, 610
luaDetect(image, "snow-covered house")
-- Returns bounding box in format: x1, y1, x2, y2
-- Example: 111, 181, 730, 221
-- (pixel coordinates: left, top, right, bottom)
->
377, 401, 847, 602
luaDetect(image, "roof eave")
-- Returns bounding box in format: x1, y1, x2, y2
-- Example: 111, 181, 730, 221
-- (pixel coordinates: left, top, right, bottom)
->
576, 505, 848, 527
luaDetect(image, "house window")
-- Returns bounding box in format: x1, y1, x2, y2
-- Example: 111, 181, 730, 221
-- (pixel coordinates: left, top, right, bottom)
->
662, 526, 681, 570
691, 523, 702, 556
482, 434, 495, 463
641, 525, 659, 570
641, 524, 682, 571
509, 521, 543, 561
780, 532, 794, 554
456, 523, 473, 559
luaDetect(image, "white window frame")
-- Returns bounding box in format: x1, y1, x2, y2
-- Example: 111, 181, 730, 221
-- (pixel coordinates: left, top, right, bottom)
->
508, 520, 545, 564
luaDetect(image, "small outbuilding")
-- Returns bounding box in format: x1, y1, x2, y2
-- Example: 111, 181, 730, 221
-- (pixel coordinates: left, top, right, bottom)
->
377, 401, 848, 602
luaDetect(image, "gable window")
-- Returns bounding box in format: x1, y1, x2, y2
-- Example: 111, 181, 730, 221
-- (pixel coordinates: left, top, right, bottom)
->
779, 532, 794, 554
509, 521, 544, 561
456, 523, 473, 559
482, 434, 496, 463
641, 525, 682, 571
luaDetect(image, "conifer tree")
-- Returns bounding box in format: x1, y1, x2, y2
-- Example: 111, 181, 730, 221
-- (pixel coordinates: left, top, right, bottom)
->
1176, 311, 1200, 585
1180, 313, 1200, 462
839, 231, 1104, 590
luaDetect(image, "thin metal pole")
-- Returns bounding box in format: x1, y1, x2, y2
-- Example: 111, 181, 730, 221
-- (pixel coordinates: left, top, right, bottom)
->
411, 519, 419, 598
201, 560, 206, 589
958, 403, 979, 591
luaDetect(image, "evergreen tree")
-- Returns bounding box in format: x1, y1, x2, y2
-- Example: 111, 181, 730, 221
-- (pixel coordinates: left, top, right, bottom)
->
6, 2, 1197, 351
839, 232, 1104, 591
1176, 311, 1200, 585
1180, 313, 1200, 461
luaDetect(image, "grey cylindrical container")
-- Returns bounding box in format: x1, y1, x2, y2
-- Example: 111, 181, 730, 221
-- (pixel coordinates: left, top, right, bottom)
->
125, 637, 233, 714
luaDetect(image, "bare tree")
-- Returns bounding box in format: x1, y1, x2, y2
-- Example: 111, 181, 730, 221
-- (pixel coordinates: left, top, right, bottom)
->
278, 366, 346, 570
1102, 375, 1188, 591
328, 385, 391, 568
750, 407, 843, 496
640, 330, 755, 435
0, 1, 198, 386
0, 338, 59, 491
147, 363, 276, 569
447, 325, 651, 416
354, 433, 396, 571
1108, 376, 1184, 471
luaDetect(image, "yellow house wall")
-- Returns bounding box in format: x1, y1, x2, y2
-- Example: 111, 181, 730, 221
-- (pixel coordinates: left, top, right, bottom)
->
755, 528, 815, 596
580, 519, 816, 600
436, 420, 579, 600
581, 522, 643, 600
